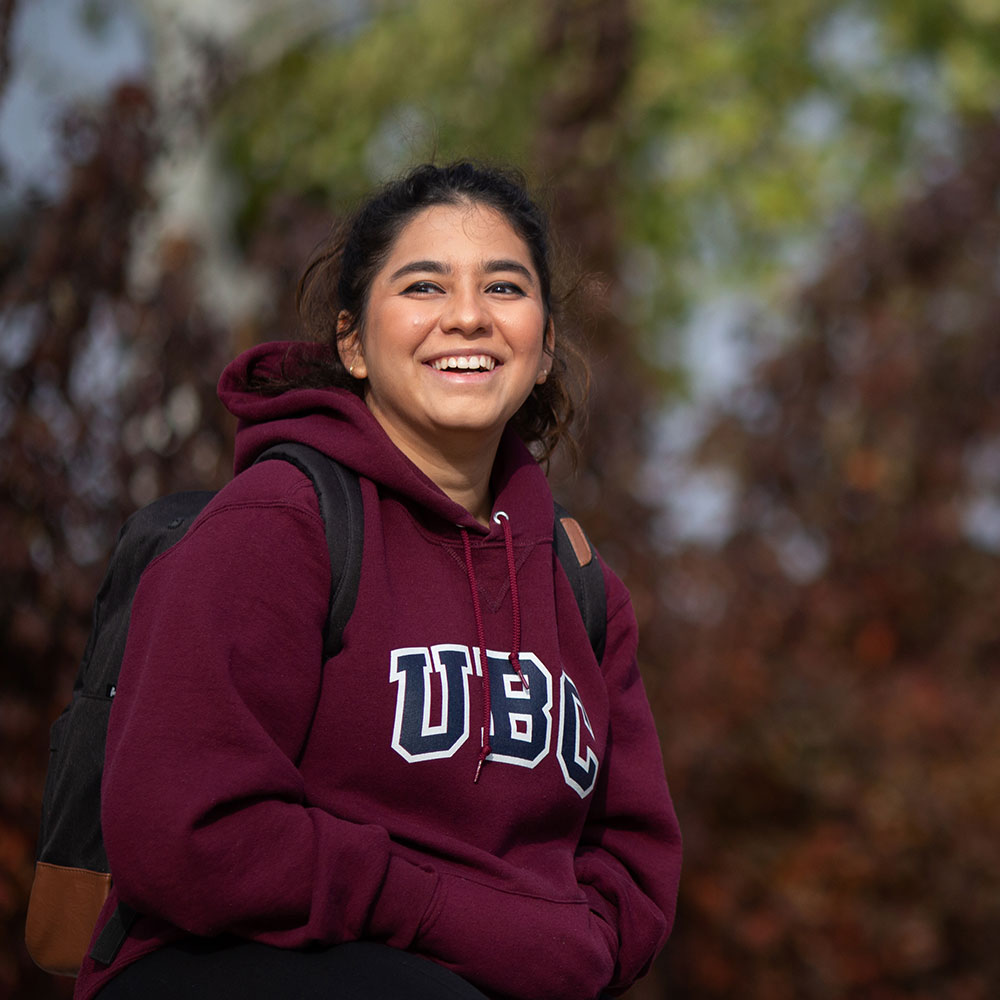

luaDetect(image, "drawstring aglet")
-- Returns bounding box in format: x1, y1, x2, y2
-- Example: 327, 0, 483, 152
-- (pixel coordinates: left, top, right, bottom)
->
510, 653, 528, 689
474, 738, 491, 783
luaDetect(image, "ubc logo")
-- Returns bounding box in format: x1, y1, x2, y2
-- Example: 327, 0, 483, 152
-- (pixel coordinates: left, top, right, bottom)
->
389, 644, 600, 798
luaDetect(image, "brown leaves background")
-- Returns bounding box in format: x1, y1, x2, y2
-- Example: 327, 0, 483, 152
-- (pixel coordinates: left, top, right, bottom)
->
3, 48, 1000, 1000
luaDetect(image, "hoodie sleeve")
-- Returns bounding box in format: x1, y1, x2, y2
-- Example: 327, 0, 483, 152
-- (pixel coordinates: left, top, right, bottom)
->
100, 465, 438, 950
573, 574, 683, 995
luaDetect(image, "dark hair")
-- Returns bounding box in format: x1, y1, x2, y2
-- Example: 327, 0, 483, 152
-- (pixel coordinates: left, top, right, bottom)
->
253, 161, 588, 462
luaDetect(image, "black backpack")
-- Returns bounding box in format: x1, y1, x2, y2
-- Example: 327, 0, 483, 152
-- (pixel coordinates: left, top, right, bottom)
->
25, 442, 606, 977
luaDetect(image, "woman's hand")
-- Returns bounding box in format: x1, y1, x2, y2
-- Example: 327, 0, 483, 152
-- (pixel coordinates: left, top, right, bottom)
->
413, 874, 615, 1000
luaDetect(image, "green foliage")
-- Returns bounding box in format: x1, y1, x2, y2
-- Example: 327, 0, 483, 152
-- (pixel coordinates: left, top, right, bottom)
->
623, 0, 993, 337
220, 0, 548, 234
215, 0, 1000, 364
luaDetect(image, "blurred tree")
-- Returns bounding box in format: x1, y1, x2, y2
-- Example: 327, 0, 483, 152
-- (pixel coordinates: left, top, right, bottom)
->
653, 119, 1000, 997
0, 0, 17, 95
212, 0, 1000, 596
4, 0, 1000, 997
217, 0, 1000, 352
0, 82, 235, 997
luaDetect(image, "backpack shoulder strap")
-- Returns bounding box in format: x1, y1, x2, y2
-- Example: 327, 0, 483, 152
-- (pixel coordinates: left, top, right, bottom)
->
553, 502, 607, 663
254, 443, 364, 661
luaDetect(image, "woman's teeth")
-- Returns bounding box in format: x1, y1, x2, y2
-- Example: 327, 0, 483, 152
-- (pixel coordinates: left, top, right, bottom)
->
431, 355, 497, 372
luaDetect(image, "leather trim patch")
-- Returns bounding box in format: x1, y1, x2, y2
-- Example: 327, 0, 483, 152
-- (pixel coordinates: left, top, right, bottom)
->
559, 516, 593, 567
25, 862, 111, 977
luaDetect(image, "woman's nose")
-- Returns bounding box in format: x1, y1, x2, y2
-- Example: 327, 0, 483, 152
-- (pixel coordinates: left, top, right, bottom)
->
440, 285, 490, 335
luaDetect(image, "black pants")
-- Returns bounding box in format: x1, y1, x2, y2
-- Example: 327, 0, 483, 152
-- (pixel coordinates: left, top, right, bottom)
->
96, 938, 490, 1000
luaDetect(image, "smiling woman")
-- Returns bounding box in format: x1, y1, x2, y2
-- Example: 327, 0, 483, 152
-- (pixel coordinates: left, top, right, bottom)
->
73, 162, 682, 1000
264, 163, 582, 464
338, 201, 552, 522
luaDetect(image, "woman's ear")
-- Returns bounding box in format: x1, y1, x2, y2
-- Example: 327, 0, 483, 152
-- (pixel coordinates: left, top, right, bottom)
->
337, 313, 367, 379
536, 318, 555, 384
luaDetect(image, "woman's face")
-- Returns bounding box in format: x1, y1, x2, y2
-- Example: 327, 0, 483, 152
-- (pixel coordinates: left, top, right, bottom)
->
342, 201, 551, 464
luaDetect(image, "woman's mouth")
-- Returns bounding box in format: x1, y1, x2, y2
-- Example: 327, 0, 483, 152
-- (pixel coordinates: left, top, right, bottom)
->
429, 355, 498, 372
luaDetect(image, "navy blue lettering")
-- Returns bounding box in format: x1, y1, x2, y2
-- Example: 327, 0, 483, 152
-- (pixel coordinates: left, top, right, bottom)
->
388, 643, 600, 797
390, 645, 473, 762
557, 672, 600, 797
483, 651, 552, 768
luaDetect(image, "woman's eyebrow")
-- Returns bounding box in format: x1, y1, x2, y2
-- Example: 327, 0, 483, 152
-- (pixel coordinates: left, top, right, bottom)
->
484, 259, 535, 284
388, 258, 535, 284
389, 260, 448, 281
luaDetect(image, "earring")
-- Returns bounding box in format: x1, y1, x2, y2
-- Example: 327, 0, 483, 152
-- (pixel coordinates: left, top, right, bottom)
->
349, 363, 356, 376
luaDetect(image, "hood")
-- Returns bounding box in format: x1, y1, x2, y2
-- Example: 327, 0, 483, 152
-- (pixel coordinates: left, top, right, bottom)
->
218, 341, 554, 538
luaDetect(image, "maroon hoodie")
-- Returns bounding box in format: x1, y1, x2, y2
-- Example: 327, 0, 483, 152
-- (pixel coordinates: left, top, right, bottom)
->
74, 342, 681, 1000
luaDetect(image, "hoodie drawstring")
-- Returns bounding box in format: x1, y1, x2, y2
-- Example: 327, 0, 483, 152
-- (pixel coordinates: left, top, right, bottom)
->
460, 511, 525, 783
493, 512, 525, 686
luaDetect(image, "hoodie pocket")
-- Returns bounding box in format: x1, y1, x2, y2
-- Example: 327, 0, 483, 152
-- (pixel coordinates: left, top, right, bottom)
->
414, 873, 615, 1000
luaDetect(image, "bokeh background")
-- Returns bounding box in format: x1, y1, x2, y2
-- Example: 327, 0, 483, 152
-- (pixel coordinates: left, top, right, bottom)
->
3, 1, 1000, 997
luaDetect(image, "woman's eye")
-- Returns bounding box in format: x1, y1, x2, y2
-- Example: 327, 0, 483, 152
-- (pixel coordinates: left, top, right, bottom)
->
486, 281, 525, 296
404, 280, 442, 294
